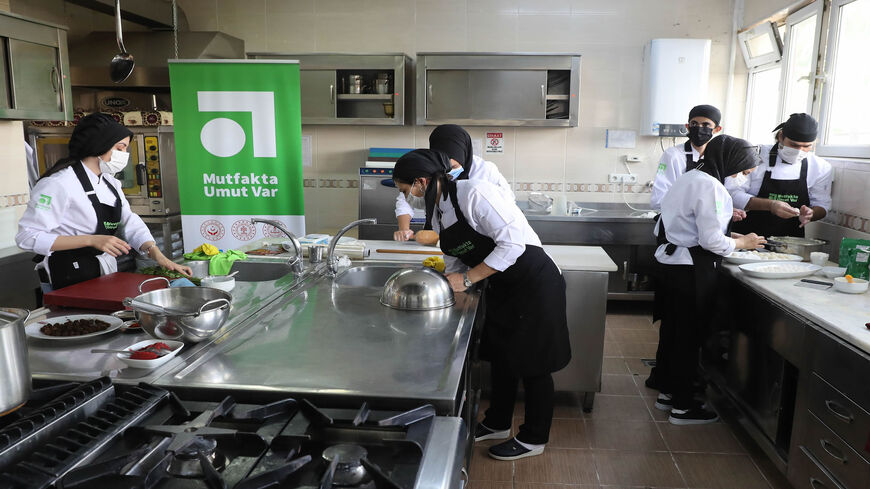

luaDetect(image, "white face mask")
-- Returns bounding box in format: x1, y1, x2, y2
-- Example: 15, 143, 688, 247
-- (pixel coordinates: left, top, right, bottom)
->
404, 182, 426, 209
778, 143, 809, 164
731, 172, 749, 187
98, 149, 130, 174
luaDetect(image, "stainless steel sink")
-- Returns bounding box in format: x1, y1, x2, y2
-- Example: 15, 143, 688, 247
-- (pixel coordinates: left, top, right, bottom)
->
333, 265, 414, 287
185, 260, 296, 282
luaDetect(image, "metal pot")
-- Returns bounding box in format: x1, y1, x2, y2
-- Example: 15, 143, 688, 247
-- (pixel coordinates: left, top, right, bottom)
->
125, 278, 232, 343
766, 236, 827, 261
0, 308, 31, 415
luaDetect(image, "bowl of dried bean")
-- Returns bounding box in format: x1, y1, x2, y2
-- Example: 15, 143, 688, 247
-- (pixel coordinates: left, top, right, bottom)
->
116, 340, 184, 369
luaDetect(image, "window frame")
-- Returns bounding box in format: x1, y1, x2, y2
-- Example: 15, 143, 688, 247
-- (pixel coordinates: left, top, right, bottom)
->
738, 22, 784, 68
744, 63, 783, 144
778, 1, 825, 120
817, 0, 870, 158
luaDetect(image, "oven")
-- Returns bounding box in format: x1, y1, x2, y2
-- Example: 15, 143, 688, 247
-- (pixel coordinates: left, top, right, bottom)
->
26, 125, 184, 260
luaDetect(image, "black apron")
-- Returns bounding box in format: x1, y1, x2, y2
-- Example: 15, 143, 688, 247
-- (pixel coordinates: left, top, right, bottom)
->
438, 182, 570, 377
731, 145, 810, 238
43, 163, 123, 289
656, 217, 727, 316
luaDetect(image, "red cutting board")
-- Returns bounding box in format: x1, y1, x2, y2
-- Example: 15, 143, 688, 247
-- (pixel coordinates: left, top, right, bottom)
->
43, 272, 166, 311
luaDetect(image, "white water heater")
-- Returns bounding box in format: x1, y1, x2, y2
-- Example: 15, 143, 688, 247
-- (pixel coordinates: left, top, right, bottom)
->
640, 39, 711, 137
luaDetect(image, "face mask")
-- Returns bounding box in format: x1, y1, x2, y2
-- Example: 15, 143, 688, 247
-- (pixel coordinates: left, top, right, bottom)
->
98, 149, 130, 174
404, 182, 426, 209
448, 167, 464, 180
731, 172, 748, 187
688, 126, 714, 147
778, 143, 808, 164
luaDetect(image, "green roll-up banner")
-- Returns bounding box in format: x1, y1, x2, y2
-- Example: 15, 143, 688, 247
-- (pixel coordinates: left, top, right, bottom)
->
168, 60, 304, 251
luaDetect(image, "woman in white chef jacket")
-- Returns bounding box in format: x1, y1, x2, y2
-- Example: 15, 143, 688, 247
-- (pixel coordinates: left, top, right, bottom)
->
16, 113, 191, 290
393, 149, 569, 461
655, 135, 766, 425
393, 124, 513, 241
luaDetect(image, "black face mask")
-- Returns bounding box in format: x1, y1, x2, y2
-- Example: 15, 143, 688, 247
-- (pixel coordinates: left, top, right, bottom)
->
688, 126, 714, 147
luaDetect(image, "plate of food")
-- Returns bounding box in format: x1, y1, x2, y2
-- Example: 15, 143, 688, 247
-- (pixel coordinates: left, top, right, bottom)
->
725, 250, 804, 264
25, 314, 123, 340
738, 262, 822, 279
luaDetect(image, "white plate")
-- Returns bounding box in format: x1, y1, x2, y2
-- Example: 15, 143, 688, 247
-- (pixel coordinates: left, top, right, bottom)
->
725, 251, 804, 264
738, 262, 822, 279
116, 339, 184, 369
25, 314, 123, 340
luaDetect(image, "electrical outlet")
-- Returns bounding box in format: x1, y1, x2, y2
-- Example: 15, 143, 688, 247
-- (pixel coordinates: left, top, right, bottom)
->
608, 173, 638, 184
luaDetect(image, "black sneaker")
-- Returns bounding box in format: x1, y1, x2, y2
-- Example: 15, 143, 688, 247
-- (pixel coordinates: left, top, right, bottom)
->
644, 373, 660, 390
654, 393, 673, 411
488, 438, 544, 461
474, 423, 511, 442
668, 406, 719, 425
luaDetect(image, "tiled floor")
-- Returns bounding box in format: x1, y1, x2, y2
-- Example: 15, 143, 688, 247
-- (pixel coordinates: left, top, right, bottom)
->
468, 303, 794, 489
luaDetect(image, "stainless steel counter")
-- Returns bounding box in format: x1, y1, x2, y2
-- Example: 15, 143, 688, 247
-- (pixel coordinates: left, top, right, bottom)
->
25, 260, 312, 384
153, 261, 482, 414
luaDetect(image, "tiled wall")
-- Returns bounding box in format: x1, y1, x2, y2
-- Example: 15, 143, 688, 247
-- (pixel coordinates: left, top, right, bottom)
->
169, 0, 736, 233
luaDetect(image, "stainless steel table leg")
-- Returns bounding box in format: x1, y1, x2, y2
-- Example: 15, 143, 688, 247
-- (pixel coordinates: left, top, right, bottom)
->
582, 391, 595, 412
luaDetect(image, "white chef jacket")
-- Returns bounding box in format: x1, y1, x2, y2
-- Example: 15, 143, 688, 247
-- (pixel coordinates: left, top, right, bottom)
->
395, 155, 514, 217
432, 179, 544, 274
650, 143, 701, 211
16, 163, 155, 281
730, 144, 833, 211
655, 170, 737, 266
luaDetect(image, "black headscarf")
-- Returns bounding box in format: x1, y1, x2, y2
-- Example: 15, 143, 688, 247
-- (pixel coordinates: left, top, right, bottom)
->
429, 124, 474, 179
393, 149, 452, 230
773, 113, 818, 143
40, 113, 134, 180
695, 134, 761, 184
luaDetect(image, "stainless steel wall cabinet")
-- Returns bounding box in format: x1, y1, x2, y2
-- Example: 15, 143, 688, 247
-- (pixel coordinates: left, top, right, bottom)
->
416, 53, 580, 127
0, 11, 72, 121
248, 53, 411, 125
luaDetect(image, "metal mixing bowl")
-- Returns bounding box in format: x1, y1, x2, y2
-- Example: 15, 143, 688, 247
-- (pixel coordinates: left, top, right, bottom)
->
129, 280, 232, 343
380, 268, 455, 311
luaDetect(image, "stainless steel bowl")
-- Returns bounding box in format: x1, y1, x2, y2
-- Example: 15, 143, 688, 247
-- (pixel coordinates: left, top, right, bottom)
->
128, 278, 232, 343
380, 268, 455, 311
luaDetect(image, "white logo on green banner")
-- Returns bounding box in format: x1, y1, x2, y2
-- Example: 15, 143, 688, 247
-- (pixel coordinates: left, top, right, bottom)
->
169, 60, 304, 252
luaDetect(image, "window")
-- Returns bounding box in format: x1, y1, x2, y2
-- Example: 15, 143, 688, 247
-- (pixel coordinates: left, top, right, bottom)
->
738, 22, 783, 68
819, 0, 870, 156
780, 3, 822, 118
745, 65, 782, 145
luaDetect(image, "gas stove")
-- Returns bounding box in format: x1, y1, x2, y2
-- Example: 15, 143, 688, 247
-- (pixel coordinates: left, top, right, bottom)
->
0, 379, 466, 489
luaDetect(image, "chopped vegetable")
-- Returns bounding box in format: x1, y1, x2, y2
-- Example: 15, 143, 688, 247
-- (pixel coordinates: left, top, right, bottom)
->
138, 266, 201, 286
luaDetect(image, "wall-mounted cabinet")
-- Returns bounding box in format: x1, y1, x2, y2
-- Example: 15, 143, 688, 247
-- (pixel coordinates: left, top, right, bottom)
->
0, 11, 72, 121
248, 53, 410, 125
416, 53, 580, 127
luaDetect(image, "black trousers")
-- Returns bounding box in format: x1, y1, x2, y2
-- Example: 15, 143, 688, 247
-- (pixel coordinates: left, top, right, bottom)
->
482, 359, 555, 445
658, 264, 706, 409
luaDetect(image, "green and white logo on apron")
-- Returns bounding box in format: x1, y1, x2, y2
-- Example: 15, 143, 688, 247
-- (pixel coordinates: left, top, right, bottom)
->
169, 60, 304, 252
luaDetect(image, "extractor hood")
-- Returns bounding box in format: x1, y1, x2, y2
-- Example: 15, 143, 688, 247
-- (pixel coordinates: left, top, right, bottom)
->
68, 31, 245, 88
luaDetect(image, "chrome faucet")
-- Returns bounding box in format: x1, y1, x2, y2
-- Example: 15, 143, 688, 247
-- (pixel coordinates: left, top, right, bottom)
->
250, 217, 304, 274
327, 218, 377, 276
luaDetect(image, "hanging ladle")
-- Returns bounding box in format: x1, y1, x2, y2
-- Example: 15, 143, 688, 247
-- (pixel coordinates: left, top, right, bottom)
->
110, 0, 134, 83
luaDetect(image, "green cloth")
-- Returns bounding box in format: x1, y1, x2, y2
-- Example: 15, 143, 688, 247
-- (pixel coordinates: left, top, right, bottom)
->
183, 250, 211, 261
208, 250, 247, 275
182, 249, 247, 276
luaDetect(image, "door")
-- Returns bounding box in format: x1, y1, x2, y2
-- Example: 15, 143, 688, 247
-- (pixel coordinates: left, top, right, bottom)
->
300, 70, 336, 119
469, 70, 547, 120
8, 39, 61, 113
426, 69, 548, 121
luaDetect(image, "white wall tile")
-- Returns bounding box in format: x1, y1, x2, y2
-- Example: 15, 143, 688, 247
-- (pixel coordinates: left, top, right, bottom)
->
363, 127, 415, 149
314, 127, 366, 175
467, 0, 518, 14
466, 13, 518, 51
515, 128, 566, 182
264, 13, 318, 52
